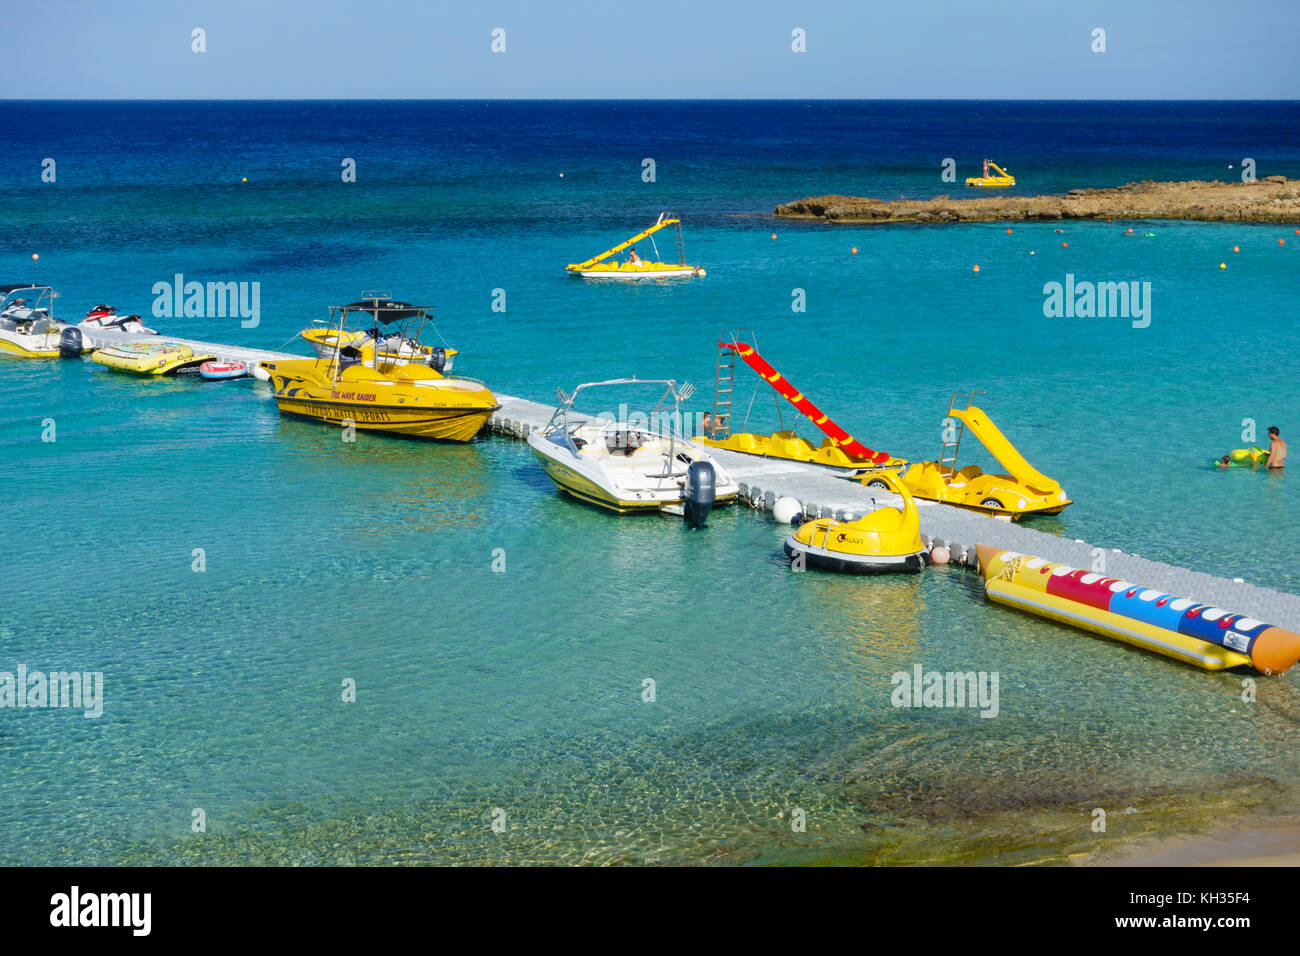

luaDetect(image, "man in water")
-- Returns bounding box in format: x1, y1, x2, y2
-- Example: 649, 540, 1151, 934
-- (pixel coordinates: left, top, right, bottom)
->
1266, 426, 1287, 469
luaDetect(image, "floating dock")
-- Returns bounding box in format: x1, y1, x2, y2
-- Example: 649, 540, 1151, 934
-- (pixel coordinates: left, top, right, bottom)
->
488, 396, 1300, 633
68, 328, 1300, 633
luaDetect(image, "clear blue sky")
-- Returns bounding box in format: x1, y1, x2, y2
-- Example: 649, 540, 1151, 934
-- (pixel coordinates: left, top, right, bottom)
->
9, 0, 1299, 99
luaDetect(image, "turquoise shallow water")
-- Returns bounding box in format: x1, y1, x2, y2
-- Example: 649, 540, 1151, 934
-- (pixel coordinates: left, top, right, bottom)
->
1, 101, 1298, 864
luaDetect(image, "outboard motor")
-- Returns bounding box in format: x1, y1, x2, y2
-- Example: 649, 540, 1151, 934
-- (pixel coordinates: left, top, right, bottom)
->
427, 347, 447, 373
59, 326, 85, 359
683, 459, 717, 529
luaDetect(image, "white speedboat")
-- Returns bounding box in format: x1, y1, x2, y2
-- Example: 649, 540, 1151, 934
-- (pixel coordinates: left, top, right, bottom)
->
0, 284, 77, 358
527, 378, 738, 527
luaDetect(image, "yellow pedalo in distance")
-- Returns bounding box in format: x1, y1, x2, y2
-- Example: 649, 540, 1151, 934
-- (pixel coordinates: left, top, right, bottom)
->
965, 159, 1016, 187
783, 471, 927, 574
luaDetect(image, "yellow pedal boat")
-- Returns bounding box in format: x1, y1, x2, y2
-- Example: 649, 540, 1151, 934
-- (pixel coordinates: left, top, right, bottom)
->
91, 341, 216, 376
965, 159, 1015, 188
864, 393, 1070, 520
566, 213, 705, 280
260, 294, 498, 442
784, 471, 927, 573
698, 430, 907, 477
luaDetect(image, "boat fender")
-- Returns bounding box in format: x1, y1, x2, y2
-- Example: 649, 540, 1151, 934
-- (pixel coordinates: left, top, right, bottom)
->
427, 347, 447, 372
59, 326, 85, 359
684, 460, 717, 529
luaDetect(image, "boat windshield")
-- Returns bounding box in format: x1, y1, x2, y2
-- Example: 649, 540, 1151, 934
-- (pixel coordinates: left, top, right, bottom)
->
545, 378, 695, 453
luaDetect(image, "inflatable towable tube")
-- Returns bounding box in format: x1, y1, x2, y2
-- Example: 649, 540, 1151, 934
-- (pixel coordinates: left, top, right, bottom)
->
976, 545, 1300, 674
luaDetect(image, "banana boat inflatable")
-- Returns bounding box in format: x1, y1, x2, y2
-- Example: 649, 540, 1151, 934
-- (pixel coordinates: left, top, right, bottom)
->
977, 545, 1300, 674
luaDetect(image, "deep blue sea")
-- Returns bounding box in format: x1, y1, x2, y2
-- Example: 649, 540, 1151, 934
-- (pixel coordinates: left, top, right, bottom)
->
1, 101, 1298, 865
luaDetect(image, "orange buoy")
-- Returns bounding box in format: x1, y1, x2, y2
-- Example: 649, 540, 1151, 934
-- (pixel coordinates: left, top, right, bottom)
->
973, 264, 980, 273
771, 233, 777, 240
1107, 218, 1112, 223
1061, 242, 1068, 248
851, 246, 858, 255
1005, 228, 1012, 234
1280, 239, 1286, 245
559, 172, 564, 178
31, 253, 39, 261
1233, 245, 1240, 253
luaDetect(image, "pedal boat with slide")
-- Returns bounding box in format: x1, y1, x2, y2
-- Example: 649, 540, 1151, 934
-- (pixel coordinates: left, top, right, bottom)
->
259, 293, 499, 442
527, 378, 738, 527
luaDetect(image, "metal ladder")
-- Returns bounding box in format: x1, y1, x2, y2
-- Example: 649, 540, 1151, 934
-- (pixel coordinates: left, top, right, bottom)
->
939, 390, 983, 475
710, 331, 736, 438
673, 219, 687, 266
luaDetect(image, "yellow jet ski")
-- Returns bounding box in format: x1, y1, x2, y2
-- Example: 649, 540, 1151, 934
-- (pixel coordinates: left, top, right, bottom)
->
783, 471, 927, 574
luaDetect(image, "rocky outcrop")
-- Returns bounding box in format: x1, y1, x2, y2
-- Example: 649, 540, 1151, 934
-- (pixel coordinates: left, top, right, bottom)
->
774, 177, 1300, 224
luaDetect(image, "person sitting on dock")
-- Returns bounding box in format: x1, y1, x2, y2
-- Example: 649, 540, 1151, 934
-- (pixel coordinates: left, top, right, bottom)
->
1267, 426, 1287, 469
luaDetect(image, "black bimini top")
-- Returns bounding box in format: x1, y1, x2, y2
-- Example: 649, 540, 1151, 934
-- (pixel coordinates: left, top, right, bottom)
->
0, 283, 40, 293
343, 300, 430, 324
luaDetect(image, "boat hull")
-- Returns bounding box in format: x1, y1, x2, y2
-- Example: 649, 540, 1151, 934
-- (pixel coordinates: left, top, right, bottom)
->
528, 431, 738, 515
274, 394, 494, 441
0, 331, 62, 358
262, 361, 499, 442
570, 265, 704, 280
784, 536, 926, 574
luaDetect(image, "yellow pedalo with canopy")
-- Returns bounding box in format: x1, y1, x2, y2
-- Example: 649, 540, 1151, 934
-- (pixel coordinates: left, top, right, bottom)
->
566, 213, 706, 279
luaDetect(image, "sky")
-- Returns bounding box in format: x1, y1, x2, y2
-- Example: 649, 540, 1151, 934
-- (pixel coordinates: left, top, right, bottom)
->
6, 0, 1299, 99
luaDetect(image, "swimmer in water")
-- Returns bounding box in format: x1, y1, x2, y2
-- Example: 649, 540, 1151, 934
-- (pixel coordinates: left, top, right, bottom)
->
1266, 426, 1286, 469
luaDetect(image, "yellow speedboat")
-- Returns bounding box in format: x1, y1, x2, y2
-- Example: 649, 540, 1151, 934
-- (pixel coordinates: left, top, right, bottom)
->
784, 471, 927, 573
0, 284, 78, 358
865, 392, 1070, 520
92, 341, 216, 375
965, 159, 1015, 188
566, 213, 705, 279
260, 294, 498, 442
